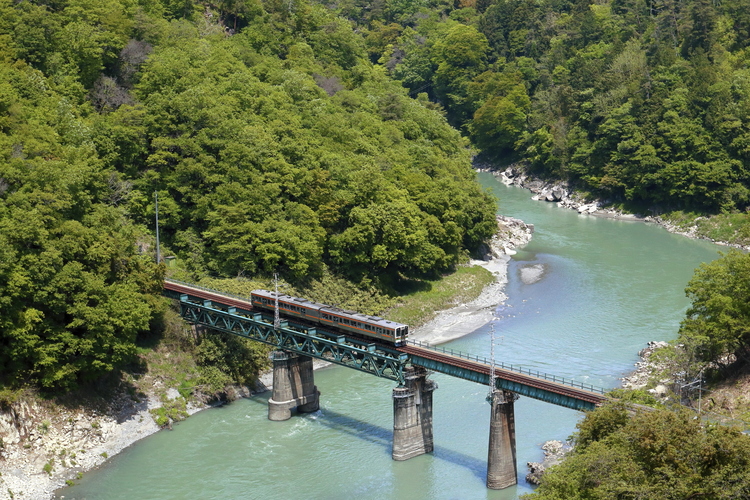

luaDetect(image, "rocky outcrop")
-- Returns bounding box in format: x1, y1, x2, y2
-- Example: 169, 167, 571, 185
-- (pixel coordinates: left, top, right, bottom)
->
0, 393, 165, 500
0, 385, 241, 500
485, 214, 534, 257
491, 163, 648, 221
526, 440, 571, 485
484, 162, 750, 251
496, 164, 572, 205
621, 341, 670, 390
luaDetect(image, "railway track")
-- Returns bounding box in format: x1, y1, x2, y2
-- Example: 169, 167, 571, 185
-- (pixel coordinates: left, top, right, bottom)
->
164, 280, 255, 311
165, 279, 608, 408
398, 345, 607, 406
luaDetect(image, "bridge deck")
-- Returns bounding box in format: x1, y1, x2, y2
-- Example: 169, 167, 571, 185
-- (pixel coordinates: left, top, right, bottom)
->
163, 279, 608, 410
399, 345, 606, 410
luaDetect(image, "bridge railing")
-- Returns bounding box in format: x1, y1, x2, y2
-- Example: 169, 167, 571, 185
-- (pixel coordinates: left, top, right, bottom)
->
407, 339, 607, 395
165, 278, 253, 304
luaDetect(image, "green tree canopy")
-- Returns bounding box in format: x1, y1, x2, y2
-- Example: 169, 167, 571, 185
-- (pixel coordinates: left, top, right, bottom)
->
526, 404, 750, 499
678, 249, 750, 366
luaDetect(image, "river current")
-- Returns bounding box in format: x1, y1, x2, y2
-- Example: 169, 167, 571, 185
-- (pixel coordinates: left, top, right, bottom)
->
58, 174, 721, 500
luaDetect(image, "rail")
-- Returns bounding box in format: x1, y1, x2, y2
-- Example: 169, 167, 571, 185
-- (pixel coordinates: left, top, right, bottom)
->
164, 278, 253, 303
407, 339, 607, 395
164, 279, 608, 397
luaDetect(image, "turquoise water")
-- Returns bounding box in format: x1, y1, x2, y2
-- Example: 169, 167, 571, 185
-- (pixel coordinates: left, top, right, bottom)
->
58, 176, 722, 500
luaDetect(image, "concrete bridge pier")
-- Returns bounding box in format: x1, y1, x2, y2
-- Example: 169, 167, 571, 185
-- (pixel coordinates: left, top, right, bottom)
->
268, 351, 320, 421
487, 389, 519, 489
392, 366, 437, 460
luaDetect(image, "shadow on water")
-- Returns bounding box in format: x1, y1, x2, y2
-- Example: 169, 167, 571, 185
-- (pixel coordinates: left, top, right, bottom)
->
246, 394, 489, 482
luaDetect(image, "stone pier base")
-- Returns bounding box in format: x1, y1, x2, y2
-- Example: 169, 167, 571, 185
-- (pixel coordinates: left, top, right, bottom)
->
487, 389, 519, 489
268, 351, 320, 421
392, 366, 437, 461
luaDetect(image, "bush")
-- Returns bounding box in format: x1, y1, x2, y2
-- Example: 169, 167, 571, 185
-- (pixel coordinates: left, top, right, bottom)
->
525, 406, 750, 499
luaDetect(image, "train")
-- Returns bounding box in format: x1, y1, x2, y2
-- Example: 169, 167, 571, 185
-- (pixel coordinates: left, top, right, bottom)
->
250, 289, 409, 346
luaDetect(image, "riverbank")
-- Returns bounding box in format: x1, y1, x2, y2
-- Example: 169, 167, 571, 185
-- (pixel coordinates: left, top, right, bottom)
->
0, 390, 193, 500
489, 163, 750, 252
411, 215, 533, 345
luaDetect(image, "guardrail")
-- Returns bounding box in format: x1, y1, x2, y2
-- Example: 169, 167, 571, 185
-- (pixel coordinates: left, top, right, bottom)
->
407, 339, 607, 394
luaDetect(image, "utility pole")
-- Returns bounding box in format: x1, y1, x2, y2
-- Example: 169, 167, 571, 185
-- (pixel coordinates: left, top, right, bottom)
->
274, 272, 280, 330
154, 191, 161, 264
488, 321, 496, 402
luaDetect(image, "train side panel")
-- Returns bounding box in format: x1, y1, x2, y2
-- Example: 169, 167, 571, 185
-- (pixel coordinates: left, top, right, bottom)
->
251, 289, 408, 345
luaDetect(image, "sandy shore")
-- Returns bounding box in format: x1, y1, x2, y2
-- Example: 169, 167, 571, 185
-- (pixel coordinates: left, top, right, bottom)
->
410, 214, 534, 346
410, 254, 512, 345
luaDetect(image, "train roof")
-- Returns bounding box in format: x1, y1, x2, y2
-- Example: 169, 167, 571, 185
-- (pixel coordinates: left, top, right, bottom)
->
251, 289, 407, 328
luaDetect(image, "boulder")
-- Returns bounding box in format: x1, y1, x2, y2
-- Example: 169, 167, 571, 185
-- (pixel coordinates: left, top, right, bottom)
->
542, 186, 566, 202
526, 461, 545, 485
649, 384, 669, 398
526, 440, 571, 485
0, 412, 21, 446
525, 179, 544, 193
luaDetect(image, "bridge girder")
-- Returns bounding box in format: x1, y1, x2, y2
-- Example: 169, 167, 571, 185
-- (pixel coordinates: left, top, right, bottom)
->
178, 298, 408, 384
165, 282, 606, 411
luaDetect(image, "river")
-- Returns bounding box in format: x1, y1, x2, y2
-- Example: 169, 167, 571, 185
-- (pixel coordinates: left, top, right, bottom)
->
57, 174, 722, 500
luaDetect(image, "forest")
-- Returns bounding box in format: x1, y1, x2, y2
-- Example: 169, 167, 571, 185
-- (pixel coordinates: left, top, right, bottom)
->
1, 0, 750, 445
351, 0, 750, 214
0, 0, 499, 391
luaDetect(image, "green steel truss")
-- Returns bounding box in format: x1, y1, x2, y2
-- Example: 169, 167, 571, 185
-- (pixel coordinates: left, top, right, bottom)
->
177, 296, 409, 384
164, 283, 605, 410
408, 356, 598, 411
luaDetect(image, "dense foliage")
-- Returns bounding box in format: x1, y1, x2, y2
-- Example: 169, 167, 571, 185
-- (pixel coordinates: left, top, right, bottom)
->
125, 17, 496, 282
675, 249, 750, 373
525, 403, 750, 499
353, 0, 750, 213
0, 0, 496, 390
0, 52, 165, 390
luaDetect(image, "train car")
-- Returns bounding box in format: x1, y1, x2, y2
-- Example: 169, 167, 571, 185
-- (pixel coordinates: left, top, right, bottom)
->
251, 290, 409, 346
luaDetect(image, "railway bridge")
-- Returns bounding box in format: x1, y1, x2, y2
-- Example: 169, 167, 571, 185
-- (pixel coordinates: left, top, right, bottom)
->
163, 279, 608, 490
